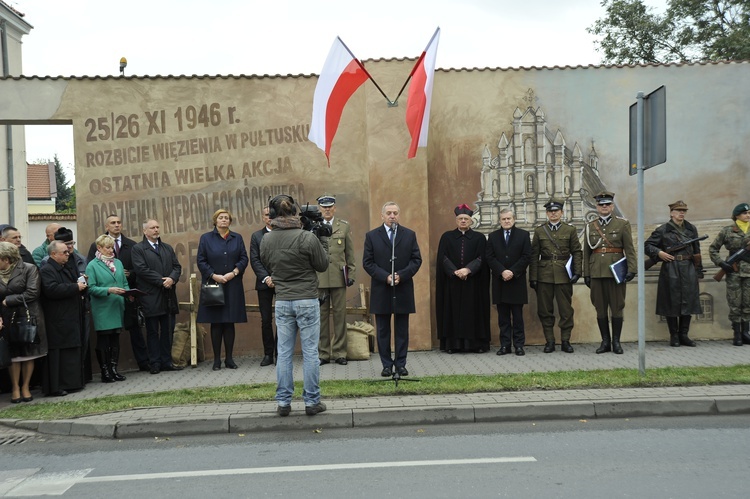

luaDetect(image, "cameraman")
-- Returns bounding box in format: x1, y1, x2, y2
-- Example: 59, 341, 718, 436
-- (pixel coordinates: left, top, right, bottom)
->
260, 195, 329, 417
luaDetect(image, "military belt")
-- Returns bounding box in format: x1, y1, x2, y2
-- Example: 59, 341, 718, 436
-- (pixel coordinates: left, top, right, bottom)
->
540, 254, 570, 261
592, 247, 623, 254
671, 254, 693, 261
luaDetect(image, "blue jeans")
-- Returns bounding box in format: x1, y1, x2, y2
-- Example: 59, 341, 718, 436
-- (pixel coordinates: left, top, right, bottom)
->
275, 299, 321, 407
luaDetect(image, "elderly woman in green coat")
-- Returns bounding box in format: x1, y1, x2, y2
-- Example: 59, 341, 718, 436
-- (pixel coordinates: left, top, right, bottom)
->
86, 234, 129, 383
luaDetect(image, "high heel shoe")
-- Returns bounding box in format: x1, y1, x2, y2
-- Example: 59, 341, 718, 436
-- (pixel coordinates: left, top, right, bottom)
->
11, 397, 22, 404
212, 360, 221, 371
225, 359, 238, 369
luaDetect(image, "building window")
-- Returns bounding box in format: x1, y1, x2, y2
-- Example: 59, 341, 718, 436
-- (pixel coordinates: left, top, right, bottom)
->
525, 175, 535, 193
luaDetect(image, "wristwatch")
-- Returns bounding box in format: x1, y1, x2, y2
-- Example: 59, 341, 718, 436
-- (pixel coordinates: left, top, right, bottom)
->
232, 269, 239, 276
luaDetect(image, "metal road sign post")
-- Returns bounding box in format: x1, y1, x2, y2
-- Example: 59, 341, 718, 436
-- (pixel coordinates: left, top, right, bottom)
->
631, 86, 666, 375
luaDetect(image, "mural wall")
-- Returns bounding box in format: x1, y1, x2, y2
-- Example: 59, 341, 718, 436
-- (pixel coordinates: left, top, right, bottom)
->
1, 59, 749, 358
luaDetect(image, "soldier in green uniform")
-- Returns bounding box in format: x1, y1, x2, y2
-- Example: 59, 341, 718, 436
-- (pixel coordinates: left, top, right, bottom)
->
709, 202, 750, 346
582, 191, 636, 354
529, 198, 583, 353
316, 194, 356, 365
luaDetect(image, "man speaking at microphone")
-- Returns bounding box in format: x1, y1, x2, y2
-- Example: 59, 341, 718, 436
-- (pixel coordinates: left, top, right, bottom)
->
363, 202, 422, 377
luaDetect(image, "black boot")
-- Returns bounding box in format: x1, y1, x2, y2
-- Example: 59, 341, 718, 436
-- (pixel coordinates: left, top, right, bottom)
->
611, 317, 624, 354
666, 317, 680, 347
595, 318, 611, 354
96, 349, 115, 383
678, 315, 696, 347
732, 322, 743, 346
742, 321, 750, 345
110, 347, 126, 381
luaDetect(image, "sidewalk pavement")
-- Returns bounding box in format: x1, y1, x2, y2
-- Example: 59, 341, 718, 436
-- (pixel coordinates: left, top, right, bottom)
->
1, 340, 749, 439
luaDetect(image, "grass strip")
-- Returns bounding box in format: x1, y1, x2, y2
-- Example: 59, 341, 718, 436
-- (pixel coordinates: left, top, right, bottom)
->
2, 365, 749, 421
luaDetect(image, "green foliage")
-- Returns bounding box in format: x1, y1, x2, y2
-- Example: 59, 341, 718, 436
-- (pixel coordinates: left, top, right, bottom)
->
2, 364, 749, 421
588, 0, 750, 64
51, 154, 74, 212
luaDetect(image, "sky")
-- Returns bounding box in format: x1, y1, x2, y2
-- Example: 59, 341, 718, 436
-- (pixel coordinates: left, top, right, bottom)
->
11, 0, 668, 179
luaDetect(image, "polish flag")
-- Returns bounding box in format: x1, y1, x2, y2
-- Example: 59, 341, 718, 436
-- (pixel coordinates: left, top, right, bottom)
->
406, 27, 440, 159
309, 37, 370, 165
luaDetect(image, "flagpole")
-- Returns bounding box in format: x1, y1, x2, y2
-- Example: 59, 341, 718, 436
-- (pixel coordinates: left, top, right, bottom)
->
391, 27, 440, 106
336, 37, 394, 106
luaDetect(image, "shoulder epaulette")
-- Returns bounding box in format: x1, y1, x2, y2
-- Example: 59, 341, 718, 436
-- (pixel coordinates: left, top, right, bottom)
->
338, 219, 349, 224
616, 216, 628, 221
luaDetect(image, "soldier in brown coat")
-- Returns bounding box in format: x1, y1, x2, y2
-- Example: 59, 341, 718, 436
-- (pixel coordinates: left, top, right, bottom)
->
529, 198, 583, 353
582, 191, 636, 354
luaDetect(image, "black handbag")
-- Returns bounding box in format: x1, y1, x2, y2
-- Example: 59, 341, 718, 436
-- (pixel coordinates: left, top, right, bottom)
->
200, 282, 225, 307
0, 335, 11, 369
10, 296, 39, 345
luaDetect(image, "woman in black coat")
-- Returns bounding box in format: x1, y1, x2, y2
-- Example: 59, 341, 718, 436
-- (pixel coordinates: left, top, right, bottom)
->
197, 209, 249, 370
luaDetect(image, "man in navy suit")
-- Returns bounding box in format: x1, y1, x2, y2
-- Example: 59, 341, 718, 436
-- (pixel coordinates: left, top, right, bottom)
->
486, 208, 532, 356
363, 202, 422, 377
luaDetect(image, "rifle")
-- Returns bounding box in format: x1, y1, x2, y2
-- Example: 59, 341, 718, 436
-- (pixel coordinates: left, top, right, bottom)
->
644, 235, 708, 271
713, 241, 750, 282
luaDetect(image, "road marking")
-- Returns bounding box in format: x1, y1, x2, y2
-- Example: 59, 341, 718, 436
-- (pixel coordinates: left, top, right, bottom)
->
80, 457, 537, 482
3, 458, 536, 495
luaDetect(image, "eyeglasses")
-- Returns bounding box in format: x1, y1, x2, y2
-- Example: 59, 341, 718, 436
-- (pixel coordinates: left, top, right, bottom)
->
61, 251, 71, 255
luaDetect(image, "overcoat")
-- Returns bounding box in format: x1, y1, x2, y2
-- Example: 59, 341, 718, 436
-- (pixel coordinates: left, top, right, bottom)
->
86, 257, 128, 331
196, 228, 248, 324
250, 227, 272, 291
0, 262, 47, 357
486, 226, 531, 305
317, 218, 356, 288
131, 237, 181, 317
362, 225, 422, 315
40, 259, 82, 349
644, 220, 703, 316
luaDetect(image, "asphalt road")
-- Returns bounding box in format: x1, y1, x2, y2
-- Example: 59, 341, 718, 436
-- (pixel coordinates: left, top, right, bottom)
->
2, 415, 749, 498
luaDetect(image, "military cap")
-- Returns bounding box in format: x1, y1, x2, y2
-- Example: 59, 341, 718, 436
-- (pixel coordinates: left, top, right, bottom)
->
544, 198, 565, 211
668, 200, 688, 211
594, 191, 615, 205
733, 203, 750, 217
54, 226, 75, 243
454, 204, 473, 217
317, 194, 336, 207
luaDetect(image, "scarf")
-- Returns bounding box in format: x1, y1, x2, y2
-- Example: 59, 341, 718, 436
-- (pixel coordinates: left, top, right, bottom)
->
737, 220, 749, 234
96, 250, 117, 274
0, 260, 18, 284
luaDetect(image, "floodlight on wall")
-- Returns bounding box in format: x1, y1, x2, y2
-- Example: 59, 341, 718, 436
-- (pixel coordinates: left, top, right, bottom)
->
119, 57, 127, 76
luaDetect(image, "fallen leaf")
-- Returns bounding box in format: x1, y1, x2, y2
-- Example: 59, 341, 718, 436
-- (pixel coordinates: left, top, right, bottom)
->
313, 428, 322, 433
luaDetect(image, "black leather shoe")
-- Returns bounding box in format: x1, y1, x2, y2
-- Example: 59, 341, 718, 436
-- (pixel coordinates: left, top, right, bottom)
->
21, 396, 34, 402
277, 405, 291, 417
225, 359, 238, 369
47, 390, 68, 397
561, 341, 575, 353
260, 355, 273, 366
496, 346, 511, 356
138, 363, 151, 372
515, 347, 525, 356
381, 366, 392, 377
162, 364, 183, 371
335, 357, 348, 365
679, 335, 697, 347
150, 365, 161, 374
319, 358, 330, 366
212, 361, 221, 371
11, 397, 21, 404
397, 367, 409, 376
543, 342, 555, 353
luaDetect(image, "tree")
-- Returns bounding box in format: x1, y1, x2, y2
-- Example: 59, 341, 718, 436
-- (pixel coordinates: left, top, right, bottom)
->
587, 0, 750, 64
52, 154, 74, 212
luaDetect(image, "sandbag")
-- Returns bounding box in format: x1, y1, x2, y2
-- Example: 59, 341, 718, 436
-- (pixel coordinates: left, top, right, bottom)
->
346, 320, 375, 360
171, 322, 206, 367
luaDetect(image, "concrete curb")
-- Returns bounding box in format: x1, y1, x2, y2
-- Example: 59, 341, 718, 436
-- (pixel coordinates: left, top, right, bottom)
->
3, 395, 749, 439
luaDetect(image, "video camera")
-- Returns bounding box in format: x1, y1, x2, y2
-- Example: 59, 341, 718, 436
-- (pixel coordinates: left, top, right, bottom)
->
299, 203, 332, 239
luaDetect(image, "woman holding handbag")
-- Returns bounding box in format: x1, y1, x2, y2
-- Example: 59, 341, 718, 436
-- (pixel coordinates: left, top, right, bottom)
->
86, 234, 130, 383
197, 209, 248, 371
0, 242, 47, 403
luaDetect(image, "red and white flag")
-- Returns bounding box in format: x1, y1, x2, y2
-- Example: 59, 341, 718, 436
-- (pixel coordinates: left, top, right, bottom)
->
309, 37, 369, 165
405, 27, 440, 159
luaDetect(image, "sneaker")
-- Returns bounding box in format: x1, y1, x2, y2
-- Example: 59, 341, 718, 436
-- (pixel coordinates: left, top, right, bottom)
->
277, 405, 291, 417
305, 402, 327, 416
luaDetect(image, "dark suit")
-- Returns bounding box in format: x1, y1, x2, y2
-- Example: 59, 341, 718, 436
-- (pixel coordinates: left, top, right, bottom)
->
131, 237, 181, 369
88, 233, 149, 368
486, 226, 531, 348
250, 227, 275, 357
362, 224, 422, 369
